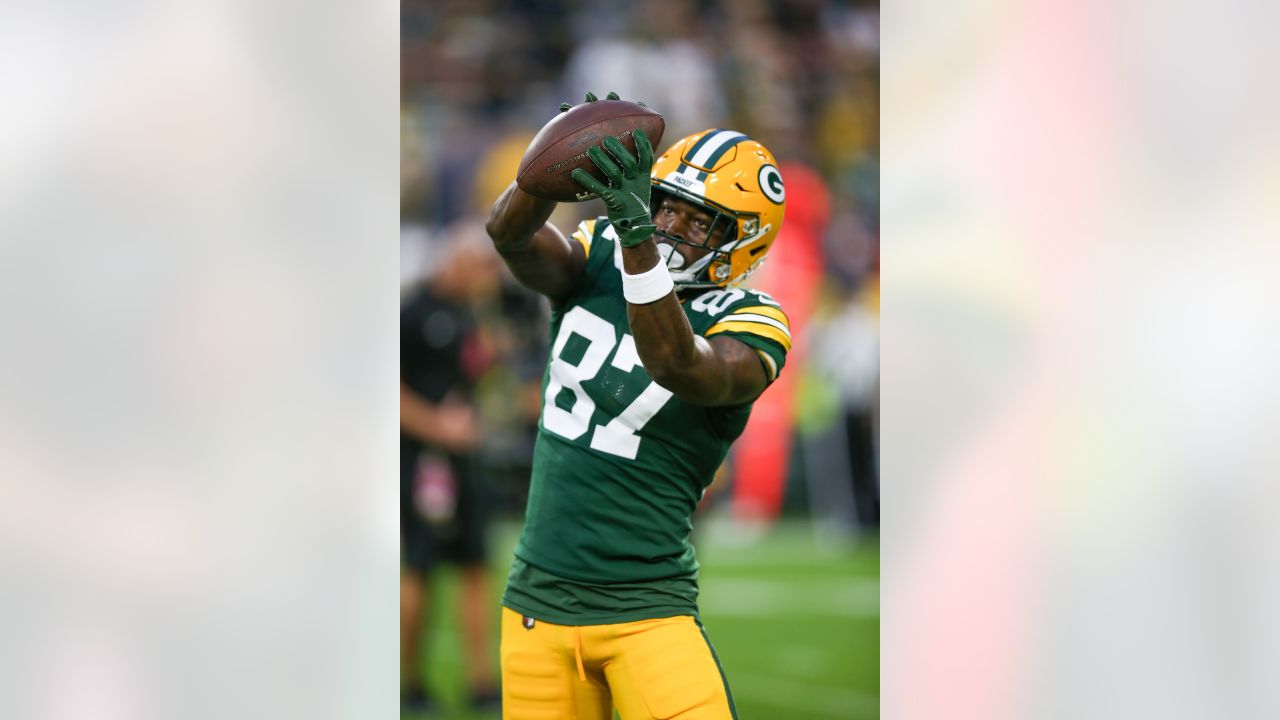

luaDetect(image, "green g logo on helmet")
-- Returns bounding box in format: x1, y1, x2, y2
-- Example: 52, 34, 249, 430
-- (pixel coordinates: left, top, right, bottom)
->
758, 164, 785, 204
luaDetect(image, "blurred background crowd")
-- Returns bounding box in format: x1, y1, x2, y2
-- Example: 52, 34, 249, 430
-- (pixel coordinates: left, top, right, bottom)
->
402, 0, 879, 532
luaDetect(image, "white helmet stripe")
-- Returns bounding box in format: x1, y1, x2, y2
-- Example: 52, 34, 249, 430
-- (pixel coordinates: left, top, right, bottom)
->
684, 130, 747, 173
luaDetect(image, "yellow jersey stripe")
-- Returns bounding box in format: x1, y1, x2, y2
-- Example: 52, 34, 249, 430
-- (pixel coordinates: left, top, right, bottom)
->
705, 320, 793, 351
731, 304, 789, 325
720, 313, 790, 339
570, 219, 597, 255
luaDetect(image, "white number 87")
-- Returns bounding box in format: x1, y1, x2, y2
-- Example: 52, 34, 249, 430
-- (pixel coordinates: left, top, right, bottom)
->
541, 307, 673, 460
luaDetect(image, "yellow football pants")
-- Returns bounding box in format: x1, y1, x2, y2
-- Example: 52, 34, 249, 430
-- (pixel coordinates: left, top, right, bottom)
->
500, 607, 738, 720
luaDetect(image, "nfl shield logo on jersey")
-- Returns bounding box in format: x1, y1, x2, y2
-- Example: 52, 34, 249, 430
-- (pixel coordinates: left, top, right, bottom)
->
522, 616, 536, 630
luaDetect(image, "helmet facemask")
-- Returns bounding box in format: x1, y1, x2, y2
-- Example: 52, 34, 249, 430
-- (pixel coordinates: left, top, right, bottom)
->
649, 186, 765, 290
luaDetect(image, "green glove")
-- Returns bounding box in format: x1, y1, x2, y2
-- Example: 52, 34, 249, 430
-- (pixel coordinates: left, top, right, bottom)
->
560, 91, 647, 112
570, 129, 656, 247
559, 90, 619, 113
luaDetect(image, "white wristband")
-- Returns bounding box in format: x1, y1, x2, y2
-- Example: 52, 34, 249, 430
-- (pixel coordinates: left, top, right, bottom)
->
622, 261, 675, 304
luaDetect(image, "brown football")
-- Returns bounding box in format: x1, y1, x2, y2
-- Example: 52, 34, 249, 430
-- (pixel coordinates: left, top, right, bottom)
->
516, 100, 665, 202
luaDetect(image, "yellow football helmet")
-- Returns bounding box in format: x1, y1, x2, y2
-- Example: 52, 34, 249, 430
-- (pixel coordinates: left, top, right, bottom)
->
649, 129, 786, 289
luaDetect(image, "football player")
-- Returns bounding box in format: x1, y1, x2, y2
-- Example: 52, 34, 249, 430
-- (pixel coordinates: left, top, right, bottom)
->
485, 92, 789, 720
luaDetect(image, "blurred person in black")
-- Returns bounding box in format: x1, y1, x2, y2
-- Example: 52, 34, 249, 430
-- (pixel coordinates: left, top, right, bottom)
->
400, 224, 504, 715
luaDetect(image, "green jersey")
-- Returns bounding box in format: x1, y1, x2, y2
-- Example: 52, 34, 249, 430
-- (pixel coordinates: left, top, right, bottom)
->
502, 218, 792, 625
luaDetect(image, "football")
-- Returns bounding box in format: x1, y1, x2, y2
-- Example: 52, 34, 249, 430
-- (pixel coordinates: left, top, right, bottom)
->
516, 100, 665, 202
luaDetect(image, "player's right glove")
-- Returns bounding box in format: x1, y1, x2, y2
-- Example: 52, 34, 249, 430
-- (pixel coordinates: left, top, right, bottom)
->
569, 129, 656, 247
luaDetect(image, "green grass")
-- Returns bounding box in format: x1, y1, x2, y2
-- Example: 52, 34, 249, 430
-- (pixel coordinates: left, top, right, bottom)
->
405, 518, 879, 719
696, 520, 880, 719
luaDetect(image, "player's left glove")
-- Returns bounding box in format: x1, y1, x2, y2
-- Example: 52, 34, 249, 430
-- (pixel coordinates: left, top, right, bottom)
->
570, 129, 656, 248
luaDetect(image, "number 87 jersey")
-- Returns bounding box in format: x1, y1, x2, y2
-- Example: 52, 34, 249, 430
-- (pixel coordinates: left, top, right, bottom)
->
506, 217, 791, 622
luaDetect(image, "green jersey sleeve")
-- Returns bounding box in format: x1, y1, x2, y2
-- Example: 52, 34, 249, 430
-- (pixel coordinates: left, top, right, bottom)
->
689, 288, 791, 383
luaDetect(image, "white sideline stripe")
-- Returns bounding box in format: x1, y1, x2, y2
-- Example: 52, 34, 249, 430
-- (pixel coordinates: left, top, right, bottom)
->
699, 578, 880, 618
730, 671, 879, 719
697, 546, 866, 565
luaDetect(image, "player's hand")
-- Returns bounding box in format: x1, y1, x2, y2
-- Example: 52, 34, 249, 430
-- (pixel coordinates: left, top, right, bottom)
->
570, 128, 656, 247
560, 90, 642, 112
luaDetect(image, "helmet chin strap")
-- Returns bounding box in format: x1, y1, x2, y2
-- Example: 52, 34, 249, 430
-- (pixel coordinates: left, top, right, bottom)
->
657, 241, 686, 271
657, 239, 715, 285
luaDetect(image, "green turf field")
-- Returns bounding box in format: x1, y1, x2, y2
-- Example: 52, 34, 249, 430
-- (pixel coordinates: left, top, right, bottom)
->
404, 517, 879, 719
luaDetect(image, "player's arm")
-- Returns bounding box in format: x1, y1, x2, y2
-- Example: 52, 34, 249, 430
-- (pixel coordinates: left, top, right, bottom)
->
621, 245, 768, 406
484, 183, 585, 304
486, 93, 628, 304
